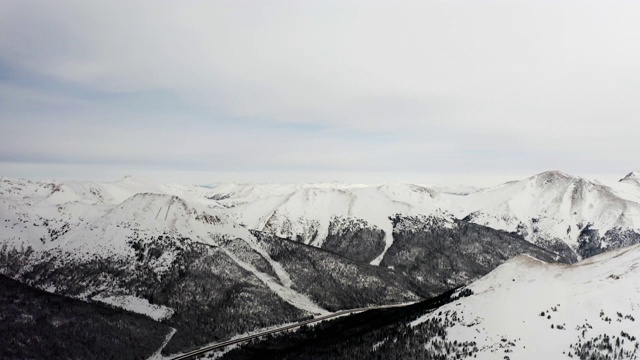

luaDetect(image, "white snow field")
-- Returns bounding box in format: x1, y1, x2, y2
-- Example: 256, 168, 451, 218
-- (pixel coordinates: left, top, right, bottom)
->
411, 243, 640, 359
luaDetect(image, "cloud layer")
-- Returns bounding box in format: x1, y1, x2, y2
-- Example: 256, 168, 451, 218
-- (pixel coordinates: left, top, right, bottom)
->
1, 1, 639, 182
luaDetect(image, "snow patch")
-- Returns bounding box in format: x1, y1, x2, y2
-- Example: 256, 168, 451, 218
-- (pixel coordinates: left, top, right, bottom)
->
92, 294, 174, 321
221, 248, 328, 316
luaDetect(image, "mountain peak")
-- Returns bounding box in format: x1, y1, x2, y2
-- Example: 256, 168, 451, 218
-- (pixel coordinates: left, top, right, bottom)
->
620, 171, 640, 182
528, 170, 576, 187
533, 170, 572, 179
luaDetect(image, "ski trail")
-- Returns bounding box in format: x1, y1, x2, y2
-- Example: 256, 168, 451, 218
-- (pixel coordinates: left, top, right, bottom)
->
155, 206, 162, 220
147, 327, 177, 360
370, 223, 395, 266
240, 234, 296, 288
164, 201, 171, 221
221, 248, 328, 315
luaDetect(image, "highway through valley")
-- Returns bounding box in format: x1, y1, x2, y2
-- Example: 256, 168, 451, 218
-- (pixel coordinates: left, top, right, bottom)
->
169, 302, 415, 360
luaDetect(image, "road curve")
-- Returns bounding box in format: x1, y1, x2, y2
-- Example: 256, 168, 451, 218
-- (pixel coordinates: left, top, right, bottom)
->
169, 302, 416, 360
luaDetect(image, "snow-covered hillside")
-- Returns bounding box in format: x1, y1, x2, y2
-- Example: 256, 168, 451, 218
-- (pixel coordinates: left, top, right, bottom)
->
612, 172, 640, 204
208, 183, 451, 265
619, 172, 640, 188
0, 176, 206, 251
205, 171, 640, 262
0, 176, 424, 355
5, 171, 640, 268
457, 171, 640, 258
5, 185, 330, 315
47, 192, 244, 259
8, 185, 422, 312
411, 243, 640, 359
3, 172, 640, 356
5, 170, 640, 265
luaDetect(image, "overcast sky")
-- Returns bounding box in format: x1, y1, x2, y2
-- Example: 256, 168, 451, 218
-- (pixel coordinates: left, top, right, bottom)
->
1, 1, 639, 185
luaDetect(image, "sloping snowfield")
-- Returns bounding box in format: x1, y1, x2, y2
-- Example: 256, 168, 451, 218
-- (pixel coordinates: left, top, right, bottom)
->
411, 244, 640, 359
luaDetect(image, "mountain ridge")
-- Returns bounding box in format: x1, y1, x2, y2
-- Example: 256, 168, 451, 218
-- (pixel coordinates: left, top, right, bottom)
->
2, 171, 640, 356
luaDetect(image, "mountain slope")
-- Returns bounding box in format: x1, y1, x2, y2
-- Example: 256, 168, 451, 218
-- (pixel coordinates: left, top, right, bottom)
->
209, 183, 451, 265
219, 244, 640, 360
457, 171, 640, 258
6, 172, 638, 266
612, 171, 640, 204
409, 243, 640, 359
4, 173, 640, 357
380, 214, 573, 295
619, 171, 640, 188
0, 187, 423, 355
0, 274, 171, 360
4, 193, 313, 354
207, 172, 640, 263
251, 231, 422, 311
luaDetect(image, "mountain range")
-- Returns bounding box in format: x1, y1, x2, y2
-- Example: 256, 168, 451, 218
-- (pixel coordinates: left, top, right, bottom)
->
219, 244, 640, 360
1, 171, 640, 358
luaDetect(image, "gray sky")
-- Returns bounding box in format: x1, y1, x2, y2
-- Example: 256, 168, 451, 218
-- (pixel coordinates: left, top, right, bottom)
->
1, 0, 639, 185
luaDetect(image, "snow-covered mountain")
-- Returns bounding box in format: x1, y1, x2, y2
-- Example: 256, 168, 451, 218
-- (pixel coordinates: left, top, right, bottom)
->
0, 177, 422, 355
0, 273, 172, 359
613, 171, 640, 204
409, 243, 640, 359
208, 183, 448, 265
227, 244, 640, 360
458, 171, 640, 259
7, 170, 638, 265
5, 170, 640, 260
0, 175, 185, 252
206, 171, 640, 262
620, 171, 640, 188
3, 171, 640, 356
